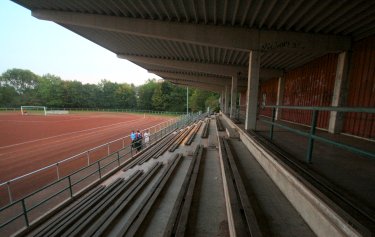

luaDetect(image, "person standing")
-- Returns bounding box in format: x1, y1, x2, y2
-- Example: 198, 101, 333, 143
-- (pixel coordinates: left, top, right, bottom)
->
144, 130, 150, 147
130, 130, 136, 149
136, 130, 143, 152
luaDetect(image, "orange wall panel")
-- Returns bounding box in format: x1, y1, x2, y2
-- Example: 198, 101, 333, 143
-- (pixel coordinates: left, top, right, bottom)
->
258, 78, 278, 117
281, 54, 338, 129
343, 36, 375, 138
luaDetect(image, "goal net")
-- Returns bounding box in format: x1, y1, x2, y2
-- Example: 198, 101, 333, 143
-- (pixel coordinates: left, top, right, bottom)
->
21, 106, 47, 116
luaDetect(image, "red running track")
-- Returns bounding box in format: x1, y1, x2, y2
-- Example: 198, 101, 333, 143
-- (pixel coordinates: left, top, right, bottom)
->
0, 112, 171, 183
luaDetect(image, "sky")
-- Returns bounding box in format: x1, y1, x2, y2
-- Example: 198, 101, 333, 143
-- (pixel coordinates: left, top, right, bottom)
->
0, 1, 161, 86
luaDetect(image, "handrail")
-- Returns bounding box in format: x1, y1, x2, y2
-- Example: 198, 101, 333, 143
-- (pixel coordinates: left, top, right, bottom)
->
261, 120, 375, 159
264, 105, 375, 113
0, 112, 204, 235
0, 107, 186, 115
0, 118, 176, 187
259, 106, 375, 163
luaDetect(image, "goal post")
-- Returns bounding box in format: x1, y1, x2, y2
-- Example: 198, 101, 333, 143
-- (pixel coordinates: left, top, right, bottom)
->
21, 106, 47, 116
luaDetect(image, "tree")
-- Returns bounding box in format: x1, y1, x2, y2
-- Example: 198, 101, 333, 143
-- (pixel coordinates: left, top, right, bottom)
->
0, 67, 218, 112
98, 80, 118, 108
115, 83, 137, 108
137, 79, 157, 110
82, 83, 101, 108
1, 68, 39, 94
152, 81, 177, 111
0, 68, 40, 106
62, 80, 85, 108
190, 89, 219, 112
168, 84, 186, 112
0, 85, 18, 106
35, 74, 64, 107
205, 94, 220, 112
190, 89, 207, 112
152, 83, 165, 111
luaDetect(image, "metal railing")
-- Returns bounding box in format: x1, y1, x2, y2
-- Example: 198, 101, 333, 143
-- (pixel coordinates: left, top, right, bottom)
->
0, 112, 203, 236
0, 118, 178, 206
0, 107, 185, 115
0, 108, 18, 112
259, 106, 375, 163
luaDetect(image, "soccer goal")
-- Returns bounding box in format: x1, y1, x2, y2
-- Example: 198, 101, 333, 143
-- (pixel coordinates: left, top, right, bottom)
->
21, 106, 47, 116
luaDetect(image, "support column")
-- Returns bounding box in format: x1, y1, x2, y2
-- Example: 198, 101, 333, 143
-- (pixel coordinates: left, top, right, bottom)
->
230, 75, 238, 118
220, 90, 224, 112
275, 77, 285, 120
224, 85, 230, 114
245, 51, 260, 130
329, 51, 350, 134
238, 91, 242, 107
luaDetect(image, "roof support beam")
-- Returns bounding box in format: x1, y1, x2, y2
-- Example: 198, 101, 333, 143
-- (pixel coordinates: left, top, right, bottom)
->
148, 70, 247, 87
119, 55, 283, 78
32, 9, 351, 53
121, 55, 246, 76
167, 79, 223, 92
164, 75, 229, 89
167, 77, 225, 89
160, 74, 239, 89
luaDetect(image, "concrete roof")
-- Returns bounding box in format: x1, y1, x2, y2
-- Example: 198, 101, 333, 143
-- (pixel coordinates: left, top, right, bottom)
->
12, 0, 375, 90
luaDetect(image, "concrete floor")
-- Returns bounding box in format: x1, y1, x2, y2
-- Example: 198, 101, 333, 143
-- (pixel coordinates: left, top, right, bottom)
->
229, 139, 315, 236
21, 117, 353, 236
220, 116, 316, 236
185, 120, 229, 237
253, 119, 375, 212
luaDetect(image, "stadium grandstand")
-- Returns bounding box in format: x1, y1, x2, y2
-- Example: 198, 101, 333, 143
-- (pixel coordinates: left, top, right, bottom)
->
1, 1, 374, 236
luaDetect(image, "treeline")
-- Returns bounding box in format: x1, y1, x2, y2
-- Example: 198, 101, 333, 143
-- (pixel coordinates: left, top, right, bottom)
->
0, 68, 219, 112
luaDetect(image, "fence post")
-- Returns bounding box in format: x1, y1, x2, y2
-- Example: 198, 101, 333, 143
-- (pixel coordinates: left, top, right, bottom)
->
269, 108, 276, 140
107, 144, 110, 155
68, 176, 73, 197
98, 162, 102, 179
7, 182, 13, 204
122, 138, 125, 148
117, 152, 121, 166
87, 151, 90, 166
21, 199, 29, 227
306, 110, 319, 163
56, 163, 60, 180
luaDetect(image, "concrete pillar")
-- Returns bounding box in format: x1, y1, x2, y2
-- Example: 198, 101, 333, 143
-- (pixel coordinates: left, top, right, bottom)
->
245, 51, 260, 130
230, 76, 238, 118
329, 51, 350, 134
220, 90, 224, 112
275, 77, 285, 120
224, 85, 230, 114
238, 91, 242, 107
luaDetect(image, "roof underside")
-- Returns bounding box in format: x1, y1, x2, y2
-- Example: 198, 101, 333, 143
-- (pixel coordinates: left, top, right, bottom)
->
13, 0, 375, 91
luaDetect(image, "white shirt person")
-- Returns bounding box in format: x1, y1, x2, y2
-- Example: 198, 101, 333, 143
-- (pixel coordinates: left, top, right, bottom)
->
144, 130, 150, 146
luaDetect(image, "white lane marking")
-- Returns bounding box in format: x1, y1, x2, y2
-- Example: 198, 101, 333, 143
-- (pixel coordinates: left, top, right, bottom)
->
0, 118, 161, 160
0, 117, 88, 123
0, 117, 144, 149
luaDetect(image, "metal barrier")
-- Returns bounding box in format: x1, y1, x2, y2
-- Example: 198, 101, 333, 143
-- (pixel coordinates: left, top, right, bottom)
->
259, 106, 375, 163
0, 112, 203, 235
0, 117, 179, 206
0, 107, 185, 115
